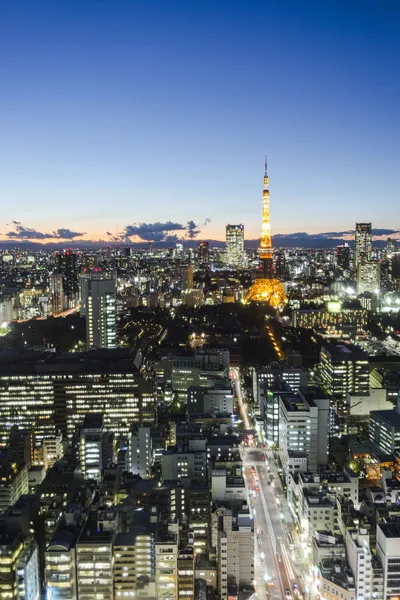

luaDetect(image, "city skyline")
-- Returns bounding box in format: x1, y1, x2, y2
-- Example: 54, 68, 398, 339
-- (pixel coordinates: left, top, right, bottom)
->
0, 0, 399, 244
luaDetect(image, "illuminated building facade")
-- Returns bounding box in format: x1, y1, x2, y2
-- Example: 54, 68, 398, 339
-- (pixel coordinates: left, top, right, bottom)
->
279, 386, 330, 473
319, 343, 369, 399
0, 350, 156, 445
177, 548, 195, 598
155, 536, 178, 600
80, 414, 105, 481
197, 241, 210, 266
292, 304, 368, 335
76, 516, 115, 600
0, 534, 40, 600
82, 273, 117, 349
356, 260, 381, 295
354, 223, 372, 270
336, 244, 351, 273
225, 225, 244, 267
217, 509, 255, 600
54, 250, 79, 309
245, 160, 287, 307
49, 273, 64, 315
0, 461, 29, 511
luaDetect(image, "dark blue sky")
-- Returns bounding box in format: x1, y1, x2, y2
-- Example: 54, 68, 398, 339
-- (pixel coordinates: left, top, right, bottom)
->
0, 0, 399, 243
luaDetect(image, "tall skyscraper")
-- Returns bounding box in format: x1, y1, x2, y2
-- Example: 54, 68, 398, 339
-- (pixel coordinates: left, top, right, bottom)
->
182, 265, 194, 290
225, 224, 244, 267
357, 260, 381, 295
83, 273, 117, 349
54, 249, 79, 309
197, 241, 210, 266
245, 158, 287, 307
49, 273, 64, 315
336, 243, 351, 273
354, 223, 372, 269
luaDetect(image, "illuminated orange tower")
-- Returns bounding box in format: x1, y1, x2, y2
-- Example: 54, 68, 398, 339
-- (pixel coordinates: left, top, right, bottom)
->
259, 158, 274, 278
245, 158, 287, 307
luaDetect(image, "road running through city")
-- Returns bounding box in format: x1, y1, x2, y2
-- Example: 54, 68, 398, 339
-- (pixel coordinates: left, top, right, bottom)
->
233, 366, 306, 600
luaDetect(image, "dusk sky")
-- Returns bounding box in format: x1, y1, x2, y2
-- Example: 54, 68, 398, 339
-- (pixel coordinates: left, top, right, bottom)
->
0, 0, 399, 245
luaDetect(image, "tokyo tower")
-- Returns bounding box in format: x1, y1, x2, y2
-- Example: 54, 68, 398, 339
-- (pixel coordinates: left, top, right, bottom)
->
245, 158, 287, 307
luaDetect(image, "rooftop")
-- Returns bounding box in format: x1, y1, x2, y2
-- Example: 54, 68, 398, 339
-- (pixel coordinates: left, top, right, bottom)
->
378, 523, 400, 538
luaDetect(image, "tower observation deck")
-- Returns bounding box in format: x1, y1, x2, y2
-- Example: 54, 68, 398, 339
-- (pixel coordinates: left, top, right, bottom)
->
245, 159, 287, 307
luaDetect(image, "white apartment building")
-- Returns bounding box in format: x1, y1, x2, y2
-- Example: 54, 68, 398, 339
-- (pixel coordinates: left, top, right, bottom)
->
217, 510, 254, 600
79, 414, 105, 482
376, 523, 400, 600
155, 537, 178, 600
161, 450, 206, 483
279, 386, 330, 474
130, 425, 152, 478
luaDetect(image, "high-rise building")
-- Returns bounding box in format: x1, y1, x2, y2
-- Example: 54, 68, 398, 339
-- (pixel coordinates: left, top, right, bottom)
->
376, 523, 400, 600
279, 386, 330, 473
0, 533, 40, 600
82, 273, 117, 349
76, 514, 116, 600
391, 251, 400, 288
245, 159, 287, 306
357, 260, 381, 295
336, 244, 351, 273
130, 425, 152, 478
0, 460, 29, 511
197, 241, 210, 266
54, 250, 79, 309
0, 350, 156, 444
182, 265, 194, 291
155, 535, 178, 600
225, 225, 244, 267
49, 273, 64, 315
177, 548, 195, 599
369, 408, 400, 455
354, 223, 372, 269
217, 509, 255, 600
319, 343, 369, 399
80, 413, 105, 481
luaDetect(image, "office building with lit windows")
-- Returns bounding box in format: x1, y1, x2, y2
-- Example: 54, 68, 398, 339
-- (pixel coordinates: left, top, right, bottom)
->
0, 460, 29, 511
354, 222, 372, 270
0, 533, 40, 600
197, 241, 210, 266
369, 408, 400, 456
155, 534, 178, 600
252, 364, 308, 416
130, 425, 152, 478
225, 224, 244, 267
319, 343, 369, 399
0, 350, 156, 445
357, 260, 381, 295
76, 512, 117, 600
178, 548, 195, 598
54, 250, 79, 309
80, 414, 105, 481
279, 386, 330, 473
217, 508, 255, 600
49, 273, 64, 315
293, 304, 368, 336
81, 273, 117, 349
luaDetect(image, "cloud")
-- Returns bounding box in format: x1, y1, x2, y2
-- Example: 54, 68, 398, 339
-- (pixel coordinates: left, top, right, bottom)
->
186, 220, 200, 239
6, 223, 85, 240
53, 228, 86, 239
122, 220, 204, 242
123, 221, 185, 242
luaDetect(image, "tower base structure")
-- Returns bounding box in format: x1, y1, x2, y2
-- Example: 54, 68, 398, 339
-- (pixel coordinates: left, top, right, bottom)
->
244, 278, 287, 308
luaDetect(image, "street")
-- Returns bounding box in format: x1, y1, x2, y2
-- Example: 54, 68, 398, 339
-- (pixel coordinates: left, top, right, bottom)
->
232, 367, 306, 600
